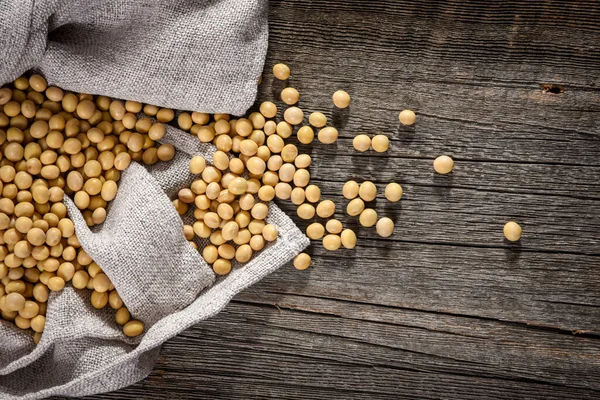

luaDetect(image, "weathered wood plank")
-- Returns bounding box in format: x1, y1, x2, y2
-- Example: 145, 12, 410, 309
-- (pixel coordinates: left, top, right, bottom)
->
86, 301, 600, 400
244, 235, 600, 332
275, 180, 600, 253
80, 0, 600, 399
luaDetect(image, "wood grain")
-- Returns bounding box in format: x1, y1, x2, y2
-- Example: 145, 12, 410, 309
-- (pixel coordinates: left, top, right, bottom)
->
80, 1, 600, 399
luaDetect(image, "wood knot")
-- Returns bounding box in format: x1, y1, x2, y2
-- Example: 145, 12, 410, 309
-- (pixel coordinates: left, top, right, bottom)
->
541, 84, 564, 94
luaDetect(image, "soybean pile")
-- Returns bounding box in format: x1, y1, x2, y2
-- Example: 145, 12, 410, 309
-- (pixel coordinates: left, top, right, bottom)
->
0, 75, 177, 341
177, 64, 416, 274
0, 63, 522, 343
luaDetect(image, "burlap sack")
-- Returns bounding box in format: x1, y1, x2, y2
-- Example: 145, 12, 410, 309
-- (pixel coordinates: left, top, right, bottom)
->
0, 0, 268, 116
0, 0, 310, 398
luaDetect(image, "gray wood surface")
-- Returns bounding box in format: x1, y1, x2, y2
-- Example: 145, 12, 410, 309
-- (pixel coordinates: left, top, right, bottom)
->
85, 1, 600, 398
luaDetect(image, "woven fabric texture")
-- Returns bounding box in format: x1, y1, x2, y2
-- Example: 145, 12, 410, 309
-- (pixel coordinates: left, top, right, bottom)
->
0, 0, 268, 115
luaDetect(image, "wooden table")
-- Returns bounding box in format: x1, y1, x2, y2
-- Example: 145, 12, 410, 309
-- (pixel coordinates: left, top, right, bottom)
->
90, 1, 600, 398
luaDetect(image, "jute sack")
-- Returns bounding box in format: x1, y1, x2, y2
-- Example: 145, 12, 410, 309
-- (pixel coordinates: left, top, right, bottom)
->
0, 0, 309, 398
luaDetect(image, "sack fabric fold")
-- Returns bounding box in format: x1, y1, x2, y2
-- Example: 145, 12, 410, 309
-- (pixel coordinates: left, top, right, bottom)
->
0, 0, 269, 115
0, 0, 310, 398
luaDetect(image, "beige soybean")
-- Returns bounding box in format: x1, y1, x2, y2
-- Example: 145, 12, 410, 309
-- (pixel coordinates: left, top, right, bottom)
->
0, 88, 12, 105
202, 245, 219, 264
359, 208, 377, 227
148, 123, 166, 141
72, 270, 89, 289
229, 158, 245, 175
343, 181, 359, 199
189, 156, 206, 174
248, 112, 265, 129
197, 127, 217, 145
235, 245, 253, 263
297, 203, 315, 220
101, 180, 118, 202
47, 276, 65, 291
326, 219, 343, 234
259, 101, 277, 118
273, 63, 291, 80
228, 177, 248, 195
233, 229, 252, 245
191, 112, 210, 125
108, 291, 124, 309
251, 203, 268, 220
504, 221, 522, 242
308, 112, 327, 128
399, 109, 416, 126
240, 139, 258, 156
281, 144, 298, 163
178, 113, 193, 131
212, 259, 231, 275
179, 188, 195, 204
246, 157, 266, 175
305, 185, 321, 203
295, 154, 311, 169
204, 183, 220, 201
359, 181, 377, 202
267, 155, 283, 171
353, 134, 371, 152
332, 90, 351, 108
204, 212, 221, 229
92, 273, 111, 292
290, 187, 305, 205
235, 211, 251, 229
262, 224, 278, 241
76, 100, 96, 120
221, 221, 240, 241
263, 120, 277, 136
385, 183, 402, 202
376, 217, 395, 237
156, 108, 175, 123
157, 144, 175, 161
293, 253, 311, 270
115, 307, 131, 325
123, 320, 144, 337
5, 292, 26, 312
293, 169, 310, 187
371, 135, 389, 153
218, 244, 236, 260
31, 315, 46, 333
317, 127, 338, 144
340, 229, 357, 249
276, 121, 292, 138
323, 234, 341, 251
246, 179, 261, 194
346, 198, 365, 216
213, 151, 230, 170
433, 155, 454, 174
90, 290, 108, 309
316, 200, 335, 218
279, 163, 295, 182
275, 182, 292, 200
202, 166, 221, 183
237, 193, 255, 211
283, 107, 304, 125
19, 301, 39, 319
235, 118, 253, 137
249, 234, 265, 251
267, 134, 285, 153
297, 126, 314, 144
280, 87, 299, 105
258, 185, 275, 202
